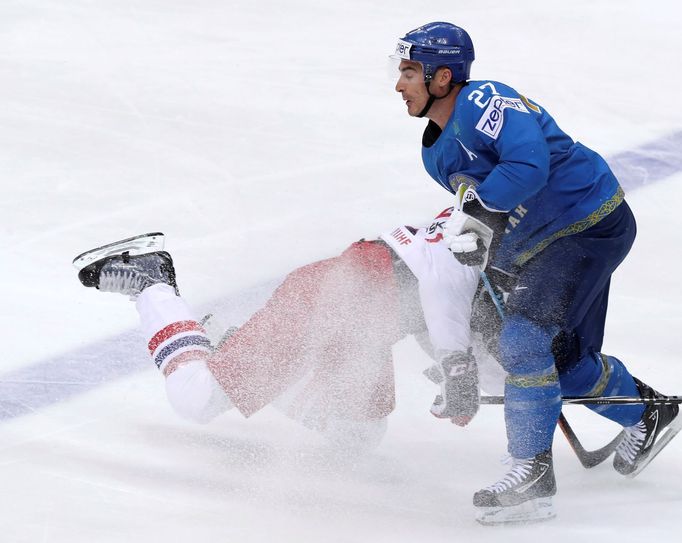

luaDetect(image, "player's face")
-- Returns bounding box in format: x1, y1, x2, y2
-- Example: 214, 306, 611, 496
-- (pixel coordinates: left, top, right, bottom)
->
395, 60, 429, 117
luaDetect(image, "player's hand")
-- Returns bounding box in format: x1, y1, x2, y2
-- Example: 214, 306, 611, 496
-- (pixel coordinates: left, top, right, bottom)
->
444, 183, 508, 269
426, 351, 480, 427
443, 229, 488, 266
443, 209, 493, 268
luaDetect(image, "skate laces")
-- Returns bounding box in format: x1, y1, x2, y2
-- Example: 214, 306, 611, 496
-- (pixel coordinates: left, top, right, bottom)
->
485, 458, 534, 493
615, 420, 647, 464
99, 269, 146, 296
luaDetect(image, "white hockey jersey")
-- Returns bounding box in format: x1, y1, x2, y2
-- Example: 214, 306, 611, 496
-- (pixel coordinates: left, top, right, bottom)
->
381, 207, 506, 395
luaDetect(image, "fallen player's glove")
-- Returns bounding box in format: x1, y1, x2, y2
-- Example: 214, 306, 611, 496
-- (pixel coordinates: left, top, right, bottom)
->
444, 184, 508, 269
424, 350, 480, 426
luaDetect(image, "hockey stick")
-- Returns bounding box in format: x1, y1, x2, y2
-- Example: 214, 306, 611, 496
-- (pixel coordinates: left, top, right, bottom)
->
479, 270, 505, 319
475, 273, 680, 468
479, 395, 682, 469
480, 395, 682, 406
562, 396, 682, 405
557, 412, 624, 469
481, 395, 682, 469
480, 396, 626, 468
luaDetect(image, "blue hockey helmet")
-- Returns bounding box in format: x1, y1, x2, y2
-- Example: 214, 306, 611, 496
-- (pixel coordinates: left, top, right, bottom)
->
393, 22, 475, 83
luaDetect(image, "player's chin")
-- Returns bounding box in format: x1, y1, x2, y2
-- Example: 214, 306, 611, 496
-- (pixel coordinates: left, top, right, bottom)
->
406, 100, 422, 117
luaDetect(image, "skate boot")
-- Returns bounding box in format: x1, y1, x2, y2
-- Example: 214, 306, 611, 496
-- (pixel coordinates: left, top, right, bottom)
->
78, 251, 178, 298
474, 449, 556, 525
613, 379, 681, 478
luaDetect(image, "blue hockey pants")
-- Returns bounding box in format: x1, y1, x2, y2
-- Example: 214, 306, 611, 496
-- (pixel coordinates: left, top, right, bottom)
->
499, 200, 644, 458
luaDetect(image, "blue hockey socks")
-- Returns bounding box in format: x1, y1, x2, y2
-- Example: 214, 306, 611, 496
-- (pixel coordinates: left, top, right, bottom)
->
559, 352, 644, 426
499, 315, 563, 458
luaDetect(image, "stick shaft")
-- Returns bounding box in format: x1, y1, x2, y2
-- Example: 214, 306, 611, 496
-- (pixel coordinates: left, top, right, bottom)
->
481, 395, 682, 405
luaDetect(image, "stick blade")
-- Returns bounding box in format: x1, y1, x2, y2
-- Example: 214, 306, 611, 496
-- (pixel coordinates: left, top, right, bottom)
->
558, 412, 624, 469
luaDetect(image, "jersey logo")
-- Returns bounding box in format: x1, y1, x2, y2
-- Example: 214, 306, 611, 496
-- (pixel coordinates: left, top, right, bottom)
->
456, 138, 477, 160
434, 207, 454, 220
424, 219, 446, 244
475, 96, 529, 140
389, 227, 413, 246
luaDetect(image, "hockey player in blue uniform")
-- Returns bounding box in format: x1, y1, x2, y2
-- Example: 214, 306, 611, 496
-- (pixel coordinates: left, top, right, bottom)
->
392, 21, 681, 525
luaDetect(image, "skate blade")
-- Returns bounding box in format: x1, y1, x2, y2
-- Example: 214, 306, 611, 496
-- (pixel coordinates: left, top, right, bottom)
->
627, 414, 682, 479
72, 232, 165, 271
475, 496, 556, 526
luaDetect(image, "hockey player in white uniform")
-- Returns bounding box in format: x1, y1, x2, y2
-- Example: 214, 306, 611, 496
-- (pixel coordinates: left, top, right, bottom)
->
74, 207, 503, 450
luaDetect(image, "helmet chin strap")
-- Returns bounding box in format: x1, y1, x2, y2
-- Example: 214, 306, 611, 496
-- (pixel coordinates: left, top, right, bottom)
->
417, 79, 455, 118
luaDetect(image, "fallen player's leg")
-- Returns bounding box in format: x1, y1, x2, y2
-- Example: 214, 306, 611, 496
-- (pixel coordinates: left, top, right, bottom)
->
76, 237, 407, 451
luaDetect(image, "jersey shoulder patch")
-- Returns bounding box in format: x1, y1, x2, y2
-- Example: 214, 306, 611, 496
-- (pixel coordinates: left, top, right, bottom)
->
474, 95, 529, 140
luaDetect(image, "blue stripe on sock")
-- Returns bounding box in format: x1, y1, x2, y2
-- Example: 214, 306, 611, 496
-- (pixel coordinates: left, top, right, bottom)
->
153, 335, 212, 368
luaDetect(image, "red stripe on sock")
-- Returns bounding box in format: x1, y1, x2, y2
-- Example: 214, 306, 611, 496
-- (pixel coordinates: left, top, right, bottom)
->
162, 350, 210, 377
148, 320, 205, 354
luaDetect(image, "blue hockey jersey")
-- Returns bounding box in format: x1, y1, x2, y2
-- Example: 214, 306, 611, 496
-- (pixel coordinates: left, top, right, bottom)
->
421, 80, 624, 271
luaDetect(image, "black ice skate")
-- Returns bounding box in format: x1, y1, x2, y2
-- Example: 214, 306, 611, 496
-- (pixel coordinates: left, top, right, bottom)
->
613, 379, 682, 478
474, 449, 556, 525
75, 234, 178, 298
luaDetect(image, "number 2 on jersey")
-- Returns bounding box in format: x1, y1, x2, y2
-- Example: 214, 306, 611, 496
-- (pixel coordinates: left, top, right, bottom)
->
467, 82, 500, 108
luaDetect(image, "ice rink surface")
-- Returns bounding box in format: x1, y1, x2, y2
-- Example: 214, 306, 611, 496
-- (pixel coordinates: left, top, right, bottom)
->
1, 1, 682, 541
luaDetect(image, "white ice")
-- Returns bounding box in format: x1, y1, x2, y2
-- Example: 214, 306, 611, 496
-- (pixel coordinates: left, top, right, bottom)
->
1, 1, 682, 541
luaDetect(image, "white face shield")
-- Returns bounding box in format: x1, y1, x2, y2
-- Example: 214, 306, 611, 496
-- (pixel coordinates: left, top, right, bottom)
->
387, 55, 403, 83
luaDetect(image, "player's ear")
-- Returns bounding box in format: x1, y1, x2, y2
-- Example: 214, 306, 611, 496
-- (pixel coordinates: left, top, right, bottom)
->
435, 67, 453, 89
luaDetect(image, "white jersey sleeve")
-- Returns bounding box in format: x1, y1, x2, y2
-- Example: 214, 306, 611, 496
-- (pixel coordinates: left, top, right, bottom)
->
380, 207, 480, 358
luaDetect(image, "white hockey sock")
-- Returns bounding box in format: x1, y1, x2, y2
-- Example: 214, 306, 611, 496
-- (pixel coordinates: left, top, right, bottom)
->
136, 283, 232, 422
165, 360, 233, 423
135, 283, 211, 375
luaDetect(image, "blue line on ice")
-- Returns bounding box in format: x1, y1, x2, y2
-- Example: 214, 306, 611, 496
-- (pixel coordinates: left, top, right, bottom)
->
1, 132, 681, 421
608, 131, 682, 191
